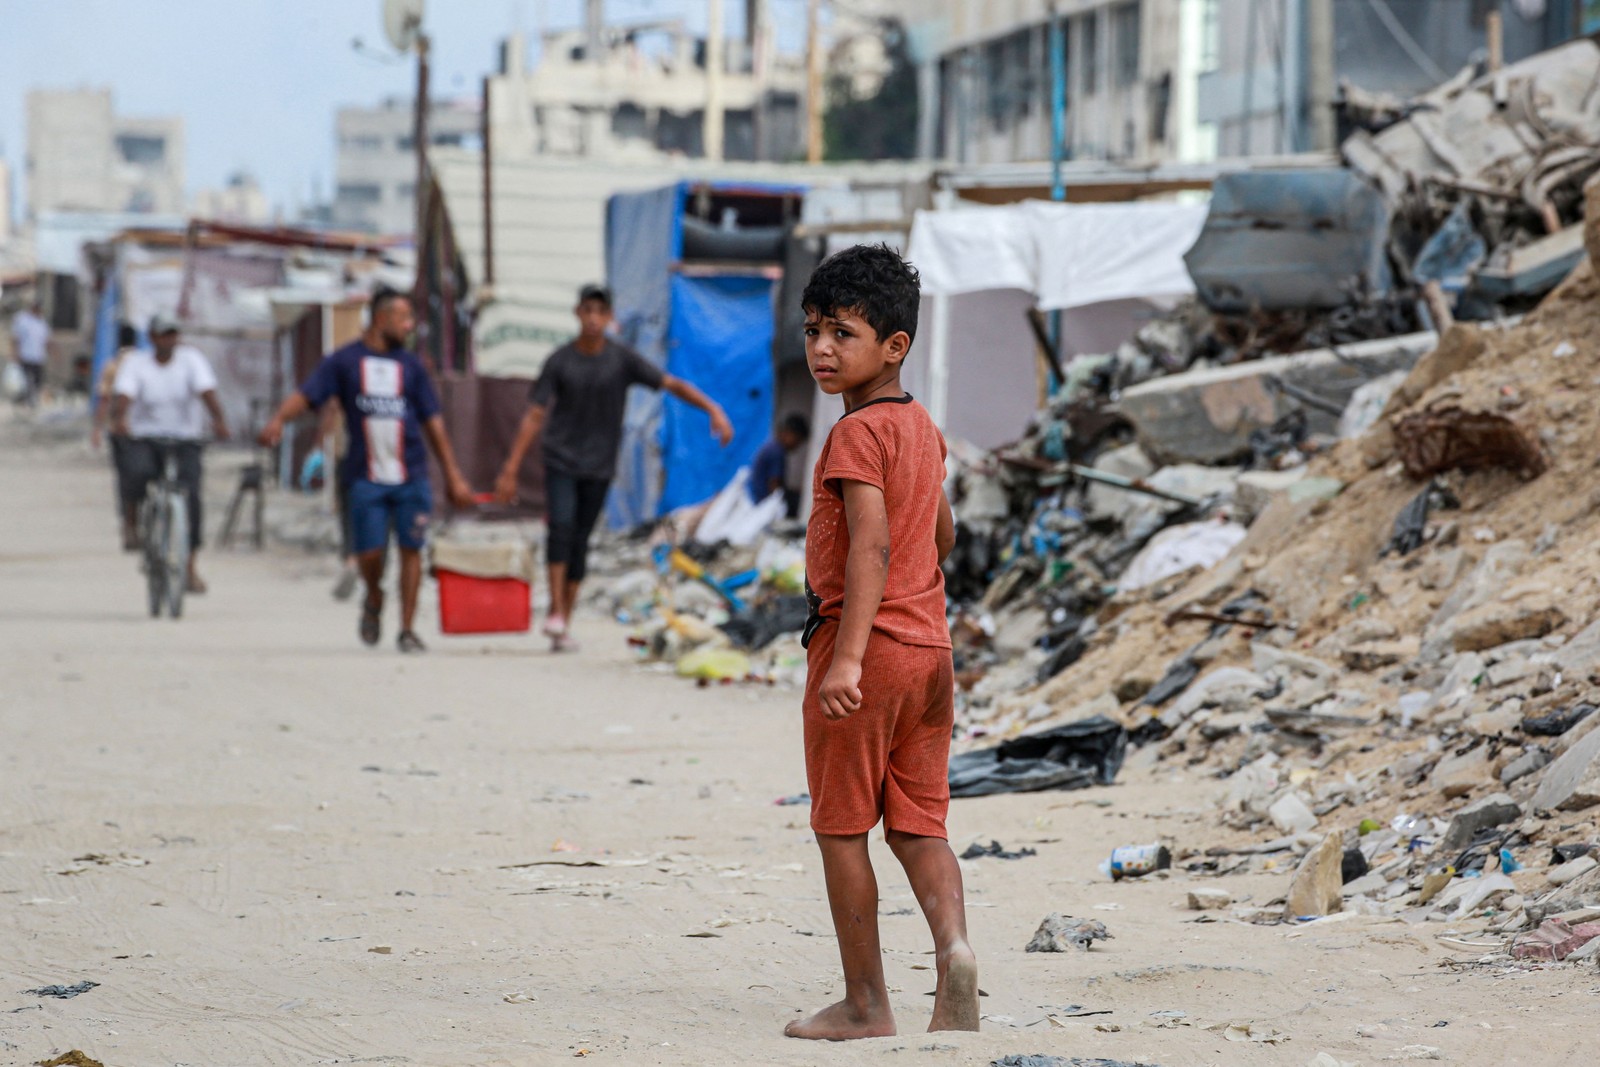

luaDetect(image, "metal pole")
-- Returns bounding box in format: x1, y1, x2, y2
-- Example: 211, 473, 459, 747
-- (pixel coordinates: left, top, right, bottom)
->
414, 34, 430, 245
1047, 7, 1066, 394
1049, 6, 1066, 201
806, 0, 823, 163
481, 75, 495, 288
706, 0, 726, 161
1305, 0, 1335, 150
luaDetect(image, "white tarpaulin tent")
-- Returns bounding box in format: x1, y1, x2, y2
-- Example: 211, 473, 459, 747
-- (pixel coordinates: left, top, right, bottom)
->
905, 200, 1208, 428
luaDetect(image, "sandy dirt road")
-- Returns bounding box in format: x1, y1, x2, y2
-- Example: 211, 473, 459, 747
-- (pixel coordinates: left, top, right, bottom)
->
2, 415, 1596, 1067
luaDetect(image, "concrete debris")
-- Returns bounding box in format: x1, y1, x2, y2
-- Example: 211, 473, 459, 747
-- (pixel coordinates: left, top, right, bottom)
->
1187, 888, 1233, 910
1530, 724, 1600, 812
1439, 793, 1522, 856
1284, 832, 1345, 919
1509, 917, 1600, 961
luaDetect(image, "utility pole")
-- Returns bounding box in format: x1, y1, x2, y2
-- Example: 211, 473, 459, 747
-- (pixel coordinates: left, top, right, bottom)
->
806, 0, 823, 163
1305, 0, 1334, 150
705, 0, 726, 161
413, 31, 431, 303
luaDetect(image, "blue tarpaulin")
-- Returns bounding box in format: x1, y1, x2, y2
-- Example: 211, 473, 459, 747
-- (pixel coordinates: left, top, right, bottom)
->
661, 273, 774, 512
603, 180, 794, 528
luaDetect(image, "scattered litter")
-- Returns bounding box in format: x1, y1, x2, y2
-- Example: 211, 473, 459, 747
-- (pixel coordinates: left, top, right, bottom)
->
948, 716, 1127, 798
25, 981, 98, 999
960, 840, 1038, 861
1025, 914, 1112, 953
1108, 843, 1171, 880
1210, 1020, 1290, 1044
502, 990, 537, 1003
773, 793, 811, 806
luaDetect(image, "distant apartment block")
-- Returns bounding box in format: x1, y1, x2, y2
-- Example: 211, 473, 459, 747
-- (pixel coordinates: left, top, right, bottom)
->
26, 88, 184, 218
486, 7, 808, 164
331, 98, 482, 236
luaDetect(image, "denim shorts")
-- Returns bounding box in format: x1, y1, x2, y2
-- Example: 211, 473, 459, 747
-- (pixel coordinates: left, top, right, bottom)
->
348, 478, 432, 553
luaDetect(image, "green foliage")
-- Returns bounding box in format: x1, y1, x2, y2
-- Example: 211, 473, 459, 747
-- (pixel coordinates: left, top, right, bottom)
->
824, 19, 918, 161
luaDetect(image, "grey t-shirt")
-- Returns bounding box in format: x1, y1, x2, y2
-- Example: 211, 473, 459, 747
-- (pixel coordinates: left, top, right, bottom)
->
531, 339, 665, 480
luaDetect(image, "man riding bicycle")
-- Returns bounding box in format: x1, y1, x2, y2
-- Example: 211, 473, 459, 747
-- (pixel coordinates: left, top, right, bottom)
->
111, 314, 230, 593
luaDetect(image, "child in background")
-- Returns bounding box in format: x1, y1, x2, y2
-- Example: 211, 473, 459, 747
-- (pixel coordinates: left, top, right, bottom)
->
786, 244, 978, 1040
746, 411, 811, 518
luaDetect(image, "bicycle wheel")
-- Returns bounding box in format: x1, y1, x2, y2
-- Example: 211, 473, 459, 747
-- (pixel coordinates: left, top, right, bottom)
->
143, 494, 166, 618
165, 493, 190, 619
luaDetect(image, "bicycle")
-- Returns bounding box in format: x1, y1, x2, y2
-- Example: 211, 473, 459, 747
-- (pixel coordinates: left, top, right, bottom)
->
138, 437, 194, 619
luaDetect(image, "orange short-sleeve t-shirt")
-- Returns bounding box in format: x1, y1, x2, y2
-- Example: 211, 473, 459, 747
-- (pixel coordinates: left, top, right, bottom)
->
805, 395, 950, 649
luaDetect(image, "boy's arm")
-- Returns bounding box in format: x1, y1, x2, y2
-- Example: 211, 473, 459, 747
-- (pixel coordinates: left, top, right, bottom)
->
422, 414, 476, 509
818, 479, 891, 720
493, 402, 547, 503
661, 374, 734, 446
936, 486, 955, 565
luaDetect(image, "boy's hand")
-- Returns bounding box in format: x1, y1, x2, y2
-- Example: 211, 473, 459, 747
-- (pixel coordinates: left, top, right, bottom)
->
818, 658, 863, 720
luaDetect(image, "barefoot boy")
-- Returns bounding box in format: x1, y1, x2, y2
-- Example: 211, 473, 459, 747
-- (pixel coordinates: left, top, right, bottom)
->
786, 244, 978, 1040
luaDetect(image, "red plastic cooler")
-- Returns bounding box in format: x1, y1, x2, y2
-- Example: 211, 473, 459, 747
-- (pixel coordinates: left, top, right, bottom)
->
432, 540, 534, 635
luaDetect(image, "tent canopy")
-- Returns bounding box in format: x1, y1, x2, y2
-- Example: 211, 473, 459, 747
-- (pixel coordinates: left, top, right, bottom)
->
907, 199, 1208, 310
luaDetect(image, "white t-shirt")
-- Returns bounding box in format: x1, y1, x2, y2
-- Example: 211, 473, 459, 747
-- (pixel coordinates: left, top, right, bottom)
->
114, 345, 220, 440
10, 311, 48, 365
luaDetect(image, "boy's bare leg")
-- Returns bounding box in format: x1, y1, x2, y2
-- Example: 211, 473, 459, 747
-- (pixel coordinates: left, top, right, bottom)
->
785, 832, 897, 1040
886, 829, 979, 1032
544, 562, 569, 628
398, 548, 423, 632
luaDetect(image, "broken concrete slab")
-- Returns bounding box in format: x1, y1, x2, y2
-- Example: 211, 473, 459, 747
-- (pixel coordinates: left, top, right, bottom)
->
1117, 331, 1437, 465
1442, 593, 1566, 655
1431, 745, 1493, 799
1501, 747, 1550, 785
1269, 793, 1319, 835
1554, 616, 1600, 682
1509, 917, 1600, 961
1161, 666, 1271, 728
1284, 831, 1345, 919
1530, 722, 1600, 812
1423, 541, 1528, 657
1234, 469, 1344, 524
1187, 887, 1233, 910
1439, 793, 1522, 855
1252, 643, 1341, 685
1549, 855, 1599, 886
1528, 865, 1600, 923
1025, 914, 1112, 953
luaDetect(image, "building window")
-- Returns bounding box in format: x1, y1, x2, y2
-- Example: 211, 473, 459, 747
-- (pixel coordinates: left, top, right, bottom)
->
397, 135, 415, 151
1114, 2, 1140, 87
336, 183, 382, 205
1200, 0, 1220, 73
340, 134, 384, 152
1081, 11, 1099, 96
115, 134, 166, 165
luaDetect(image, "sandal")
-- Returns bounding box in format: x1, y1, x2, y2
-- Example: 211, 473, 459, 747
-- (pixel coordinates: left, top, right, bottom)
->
397, 630, 427, 654
360, 593, 384, 647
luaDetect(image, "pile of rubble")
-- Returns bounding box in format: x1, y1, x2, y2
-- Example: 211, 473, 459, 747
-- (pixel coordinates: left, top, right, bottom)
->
965, 226, 1600, 951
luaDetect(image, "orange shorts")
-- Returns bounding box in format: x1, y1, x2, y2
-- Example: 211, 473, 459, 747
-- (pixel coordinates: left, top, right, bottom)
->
803, 625, 955, 838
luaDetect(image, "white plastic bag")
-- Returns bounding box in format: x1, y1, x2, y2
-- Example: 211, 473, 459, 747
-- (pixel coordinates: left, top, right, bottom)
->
694, 468, 786, 546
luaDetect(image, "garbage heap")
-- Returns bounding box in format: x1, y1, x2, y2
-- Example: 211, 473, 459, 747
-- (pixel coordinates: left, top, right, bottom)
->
588, 530, 812, 688
976, 243, 1600, 951
1062, 37, 1600, 395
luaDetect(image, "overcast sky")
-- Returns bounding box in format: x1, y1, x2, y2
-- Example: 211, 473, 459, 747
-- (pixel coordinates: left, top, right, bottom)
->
0, 0, 805, 222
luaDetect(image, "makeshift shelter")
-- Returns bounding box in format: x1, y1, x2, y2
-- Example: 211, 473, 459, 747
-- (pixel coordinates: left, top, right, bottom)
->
903, 199, 1209, 448
604, 180, 803, 528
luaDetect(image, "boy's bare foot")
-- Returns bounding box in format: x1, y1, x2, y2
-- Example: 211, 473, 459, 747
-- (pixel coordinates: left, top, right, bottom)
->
929, 942, 980, 1032
784, 999, 896, 1041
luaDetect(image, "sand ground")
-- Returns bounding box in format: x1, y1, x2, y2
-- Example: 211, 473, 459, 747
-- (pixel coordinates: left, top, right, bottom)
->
2, 413, 1596, 1067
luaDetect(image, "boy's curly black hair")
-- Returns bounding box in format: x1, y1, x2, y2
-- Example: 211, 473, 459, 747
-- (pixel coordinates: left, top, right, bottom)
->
800, 243, 921, 346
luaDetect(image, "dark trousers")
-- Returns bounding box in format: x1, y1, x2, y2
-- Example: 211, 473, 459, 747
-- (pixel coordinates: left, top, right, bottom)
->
124, 439, 204, 549
19, 363, 42, 405
544, 467, 610, 583
109, 434, 133, 514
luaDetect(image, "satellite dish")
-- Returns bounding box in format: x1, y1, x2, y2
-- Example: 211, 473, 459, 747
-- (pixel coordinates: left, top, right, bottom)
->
383, 0, 425, 52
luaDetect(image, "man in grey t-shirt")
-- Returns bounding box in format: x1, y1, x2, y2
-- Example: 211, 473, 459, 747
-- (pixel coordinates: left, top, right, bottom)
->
494, 284, 732, 651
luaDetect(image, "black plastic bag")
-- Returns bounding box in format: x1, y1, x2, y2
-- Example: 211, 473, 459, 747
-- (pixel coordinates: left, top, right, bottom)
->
949, 715, 1127, 798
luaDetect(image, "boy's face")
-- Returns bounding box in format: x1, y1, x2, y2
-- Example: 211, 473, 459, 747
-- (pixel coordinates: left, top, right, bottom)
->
804, 306, 909, 398
576, 298, 612, 340
777, 429, 803, 450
